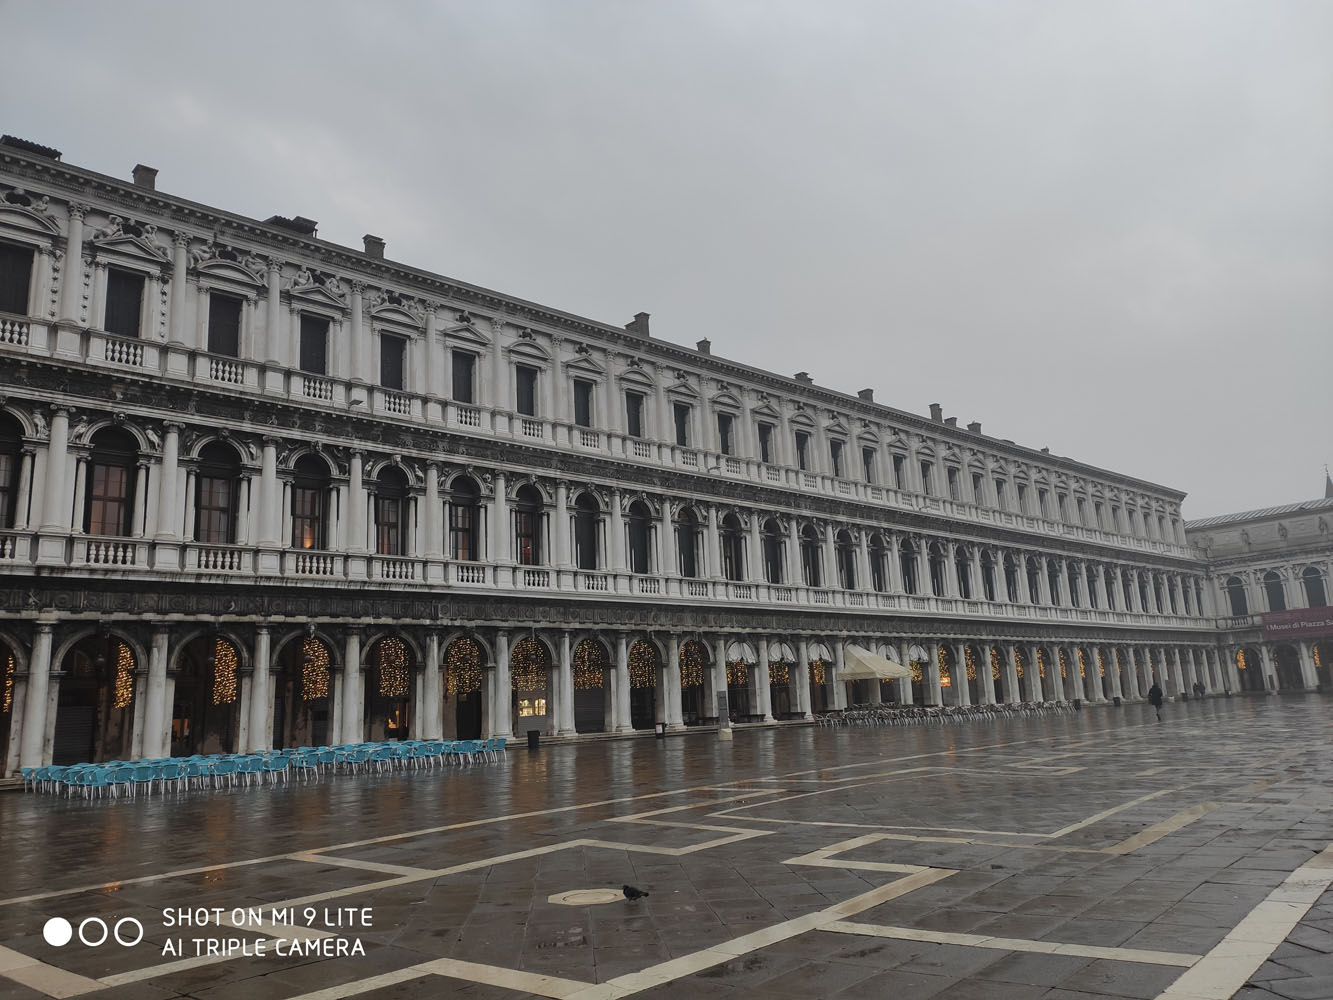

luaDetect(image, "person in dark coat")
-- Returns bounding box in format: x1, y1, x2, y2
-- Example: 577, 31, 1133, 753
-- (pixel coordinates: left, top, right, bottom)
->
1148, 680, 1164, 722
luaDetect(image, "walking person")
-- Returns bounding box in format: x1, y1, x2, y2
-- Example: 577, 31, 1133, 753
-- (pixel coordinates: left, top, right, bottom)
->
1148, 679, 1164, 722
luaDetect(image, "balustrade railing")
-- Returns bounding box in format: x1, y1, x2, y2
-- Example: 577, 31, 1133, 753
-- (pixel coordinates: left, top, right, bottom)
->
0, 316, 30, 346
454, 563, 487, 584
301, 376, 333, 401
208, 357, 244, 384
104, 336, 144, 367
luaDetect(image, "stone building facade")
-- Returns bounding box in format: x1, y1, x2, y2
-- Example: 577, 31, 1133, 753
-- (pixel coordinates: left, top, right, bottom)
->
0, 136, 1268, 773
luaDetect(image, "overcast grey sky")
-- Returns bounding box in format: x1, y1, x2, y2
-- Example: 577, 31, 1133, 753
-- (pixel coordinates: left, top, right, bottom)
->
4, 1, 1329, 518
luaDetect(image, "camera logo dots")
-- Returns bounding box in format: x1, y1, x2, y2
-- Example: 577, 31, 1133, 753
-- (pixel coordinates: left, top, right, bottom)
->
43, 916, 143, 948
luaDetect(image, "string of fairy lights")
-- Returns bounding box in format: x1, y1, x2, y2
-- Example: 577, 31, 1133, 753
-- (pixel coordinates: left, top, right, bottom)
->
301, 636, 330, 701
680, 640, 705, 688
2, 653, 12, 713
446, 638, 482, 695
511, 637, 547, 692
628, 640, 656, 689
211, 638, 238, 705
113, 643, 134, 709
573, 639, 605, 690
378, 637, 410, 699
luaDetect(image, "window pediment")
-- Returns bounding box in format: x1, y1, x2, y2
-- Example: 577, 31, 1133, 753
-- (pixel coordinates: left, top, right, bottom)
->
616, 366, 654, 390
824, 418, 848, 437
194, 257, 265, 292
444, 321, 490, 349
711, 390, 742, 411
564, 354, 606, 379
506, 338, 551, 364
369, 302, 423, 331
0, 198, 60, 239
287, 272, 347, 309
665, 379, 700, 400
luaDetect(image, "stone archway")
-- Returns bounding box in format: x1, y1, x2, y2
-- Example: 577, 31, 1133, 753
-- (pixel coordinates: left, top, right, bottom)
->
54, 633, 139, 765
628, 639, 658, 730
170, 635, 242, 755
366, 636, 415, 741
1272, 645, 1304, 692
1235, 647, 1264, 693
510, 636, 552, 737
445, 637, 485, 739
680, 639, 711, 725
572, 638, 610, 733
274, 636, 333, 749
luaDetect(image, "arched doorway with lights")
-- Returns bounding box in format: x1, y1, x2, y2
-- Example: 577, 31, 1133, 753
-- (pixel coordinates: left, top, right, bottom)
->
807, 641, 834, 714
365, 635, 416, 740
768, 642, 797, 718
444, 636, 486, 739
680, 639, 710, 725
628, 639, 658, 730
170, 633, 243, 756
571, 637, 609, 733
908, 644, 930, 705
510, 635, 552, 737
1235, 647, 1265, 693
53, 630, 142, 765
273, 634, 335, 749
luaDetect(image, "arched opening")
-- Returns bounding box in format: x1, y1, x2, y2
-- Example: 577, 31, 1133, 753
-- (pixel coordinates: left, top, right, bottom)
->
899, 538, 919, 594
720, 514, 745, 581
835, 530, 856, 590
908, 644, 930, 705
868, 534, 888, 592
675, 509, 700, 578
954, 546, 972, 599
1272, 645, 1303, 691
573, 493, 600, 570
84, 428, 139, 537
1302, 568, 1327, 609
54, 633, 137, 764
768, 642, 796, 718
627, 501, 652, 575
1103, 568, 1117, 610
373, 467, 410, 556
1224, 576, 1249, 617
274, 636, 331, 748
1003, 554, 1020, 603
1047, 561, 1062, 607
291, 455, 331, 549
962, 645, 981, 704
445, 638, 484, 738
726, 654, 752, 721
1027, 558, 1043, 604
1234, 647, 1264, 693
1263, 572, 1287, 612
762, 519, 785, 584
929, 542, 948, 597
514, 485, 544, 565
628, 639, 657, 729
572, 639, 607, 733
680, 639, 709, 725
170, 636, 241, 755
937, 645, 957, 704
510, 637, 549, 736
448, 476, 482, 561
0, 414, 23, 529
980, 551, 997, 602
800, 525, 822, 588
366, 636, 413, 740
194, 442, 242, 544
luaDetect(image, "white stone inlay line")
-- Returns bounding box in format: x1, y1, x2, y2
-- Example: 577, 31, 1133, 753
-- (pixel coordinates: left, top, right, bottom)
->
0, 944, 103, 998
1106, 802, 1221, 856
1157, 843, 1333, 1000
820, 921, 1200, 967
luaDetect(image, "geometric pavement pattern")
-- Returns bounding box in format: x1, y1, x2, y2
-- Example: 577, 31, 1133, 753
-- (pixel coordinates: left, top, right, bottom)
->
0, 694, 1330, 1000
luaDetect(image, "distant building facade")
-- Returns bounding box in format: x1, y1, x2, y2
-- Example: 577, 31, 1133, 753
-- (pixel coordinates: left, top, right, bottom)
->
1186, 495, 1333, 694
0, 136, 1300, 774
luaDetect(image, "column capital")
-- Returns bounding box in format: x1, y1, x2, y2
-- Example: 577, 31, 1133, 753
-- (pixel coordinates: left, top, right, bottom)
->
68, 202, 89, 222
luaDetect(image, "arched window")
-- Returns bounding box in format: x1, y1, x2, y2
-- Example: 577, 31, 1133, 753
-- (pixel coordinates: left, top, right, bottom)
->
449, 476, 481, 561
1027, 558, 1043, 603
954, 546, 972, 599
720, 513, 745, 582
1067, 561, 1080, 608
980, 551, 997, 602
1263, 571, 1286, 612
1003, 553, 1020, 603
573, 493, 600, 570
514, 485, 544, 565
899, 538, 918, 594
676, 508, 700, 578
374, 466, 409, 555
290, 455, 330, 549
85, 428, 139, 537
1152, 576, 1165, 614
800, 525, 822, 588
0, 413, 24, 529
1303, 567, 1328, 609
868, 534, 887, 592
627, 501, 652, 575
1167, 578, 1179, 615
1138, 575, 1151, 613
835, 530, 856, 590
762, 518, 784, 584
1224, 576, 1248, 616
195, 442, 241, 544
1086, 566, 1100, 609
1104, 568, 1116, 610
929, 542, 948, 597
1047, 561, 1062, 607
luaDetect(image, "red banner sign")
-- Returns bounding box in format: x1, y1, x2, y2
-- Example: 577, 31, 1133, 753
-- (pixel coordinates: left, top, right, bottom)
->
1261, 607, 1333, 640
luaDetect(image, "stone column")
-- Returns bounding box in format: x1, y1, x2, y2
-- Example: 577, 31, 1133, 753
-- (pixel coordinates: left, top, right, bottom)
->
153, 423, 181, 539
246, 627, 272, 751
665, 635, 684, 726
58, 204, 86, 323
1003, 644, 1020, 704
424, 464, 443, 560
609, 490, 626, 574
347, 451, 367, 553
342, 631, 363, 743
19, 622, 55, 769
557, 631, 576, 735
1296, 641, 1319, 691
795, 637, 813, 719
978, 644, 997, 705
1027, 645, 1044, 702
1036, 557, 1052, 605
257, 439, 280, 546
714, 636, 731, 722
705, 504, 722, 580
553, 481, 571, 569
39, 408, 71, 532
747, 517, 763, 584
490, 472, 509, 566
12, 449, 33, 531
614, 633, 632, 732
951, 641, 971, 707
821, 524, 836, 590
142, 626, 170, 759
887, 535, 904, 593
857, 531, 871, 592
755, 637, 774, 722
925, 642, 943, 705
493, 631, 514, 738
831, 641, 848, 709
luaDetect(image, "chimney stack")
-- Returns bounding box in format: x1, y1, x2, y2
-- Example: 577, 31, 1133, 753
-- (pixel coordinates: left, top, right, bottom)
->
696, 338, 711, 354
857, 388, 874, 402
363, 234, 385, 258
625, 312, 650, 337
132, 164, 158, 190
967, 421, 982, 433
944, 416, 958, 427
794, 371, 813, 384
929, 402, 943, 422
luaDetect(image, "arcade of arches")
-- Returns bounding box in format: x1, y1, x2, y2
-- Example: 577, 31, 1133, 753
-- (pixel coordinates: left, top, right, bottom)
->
2, 621, 1329, 773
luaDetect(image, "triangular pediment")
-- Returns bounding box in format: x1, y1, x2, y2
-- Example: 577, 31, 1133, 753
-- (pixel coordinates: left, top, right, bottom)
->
564, 354, 606, 378
751, 401, 780, 420
942, 446, 962, 464
289, 280, 347, 309
92, 233, 170, 265
444, 322, 490, 348
825, 418, 849, 437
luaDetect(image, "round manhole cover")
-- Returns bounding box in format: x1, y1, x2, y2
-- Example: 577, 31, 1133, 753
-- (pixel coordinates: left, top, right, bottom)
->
548, 889, 623, 906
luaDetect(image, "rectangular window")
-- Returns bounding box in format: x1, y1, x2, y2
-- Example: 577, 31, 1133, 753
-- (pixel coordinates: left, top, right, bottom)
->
1017, 482, 1028, 514
1076, 497, 1087, 526
206, 293, 242, 357
104, 268, 145, 338
862, 446, 875, 483
450, 503, 476, 561
1111, 505, 1122, 532
829, 440, 844, 478
299, 315, 329, 374
573, 378, 594, 428
291, 486, 325, 549
380, 334, 406, 391
451, 350, 476, 403
0, 242, 34, 315
1094, 501, 1104, 529
375, 496, 402, 555
673, 402, 690, 447
920, 461, 934, 495
795, 431, 810, 471
892, 454, 906, 490
757, 423, 773, 464
971, 472, 984, 501
515, 509, 540, 565
717, 413, 734, 455
0, 451, 13, 528
947, 467, 960, 501
994, 479, 1007, 511
1057, 493, 1069, 521
196, 475, 235, 544
515, 364, 538, 417
625, 391, 645, 438
1038, 488, 1050, 518
87, 463, 132, 536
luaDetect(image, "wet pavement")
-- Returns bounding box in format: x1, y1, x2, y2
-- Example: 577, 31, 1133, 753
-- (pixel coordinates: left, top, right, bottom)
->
1, 695, 1330, 1000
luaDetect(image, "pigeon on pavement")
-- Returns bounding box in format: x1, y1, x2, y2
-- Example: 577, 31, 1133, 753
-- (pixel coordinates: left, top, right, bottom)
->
622, 884, 650, 900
